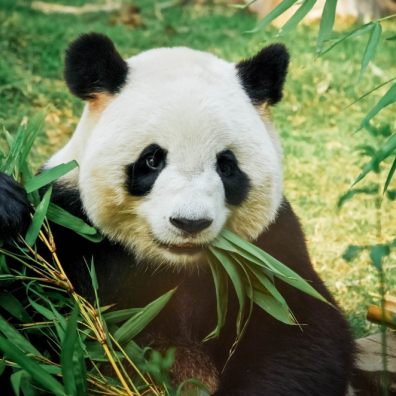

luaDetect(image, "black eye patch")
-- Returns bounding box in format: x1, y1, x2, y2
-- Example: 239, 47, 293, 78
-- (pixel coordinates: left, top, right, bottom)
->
125, 144, 167, 196
216, 150, 250, 205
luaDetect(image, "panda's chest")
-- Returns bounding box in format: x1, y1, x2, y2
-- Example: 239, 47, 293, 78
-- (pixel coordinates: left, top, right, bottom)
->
128, 271, 221, 393
138, 332, 220, 394
78, 246, 224, 391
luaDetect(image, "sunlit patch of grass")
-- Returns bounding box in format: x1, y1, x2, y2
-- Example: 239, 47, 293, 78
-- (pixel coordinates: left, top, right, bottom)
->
0, 0, 395, 337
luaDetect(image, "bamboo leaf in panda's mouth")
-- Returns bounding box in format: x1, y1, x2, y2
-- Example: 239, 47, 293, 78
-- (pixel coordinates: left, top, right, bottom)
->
207, 229, 329, 340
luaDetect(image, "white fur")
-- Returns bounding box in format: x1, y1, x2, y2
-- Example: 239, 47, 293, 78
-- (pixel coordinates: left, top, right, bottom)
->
46, 47, 283, 266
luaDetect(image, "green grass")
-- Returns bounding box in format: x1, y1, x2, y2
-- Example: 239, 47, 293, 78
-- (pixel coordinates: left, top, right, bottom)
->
0, 0, 395, 338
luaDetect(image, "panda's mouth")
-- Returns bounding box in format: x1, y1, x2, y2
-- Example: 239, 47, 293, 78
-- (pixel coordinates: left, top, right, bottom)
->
155, 240, 207, 255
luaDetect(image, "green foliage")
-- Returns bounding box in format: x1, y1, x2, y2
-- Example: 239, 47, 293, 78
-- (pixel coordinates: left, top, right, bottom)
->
248, 0, 298, 33
24, 161, 77, 194
0, 336, 66, 396
207, 229, 327, 342
360, 22, 382, 78
0, 119, 180, 395
114, 289, 176, 345
251, 0, 395, 189
60, 305, 86, 396
280, 0, 316, 36
316, 0, 338, 50
46, 203, 103, 242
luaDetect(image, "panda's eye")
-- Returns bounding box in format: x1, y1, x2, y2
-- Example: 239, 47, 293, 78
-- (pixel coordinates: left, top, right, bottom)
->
216, 150, 236, 177
216, 149, 250, 206
217, 161, 232, 177
125, 144, 167, 196
145, 149, 165, 171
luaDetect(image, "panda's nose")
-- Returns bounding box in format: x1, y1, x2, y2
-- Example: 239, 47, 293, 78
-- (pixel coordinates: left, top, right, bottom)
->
170, 217, 213, 234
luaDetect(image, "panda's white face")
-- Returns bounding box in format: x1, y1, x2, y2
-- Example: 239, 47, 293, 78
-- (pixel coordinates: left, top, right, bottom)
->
49, 41, 286, 267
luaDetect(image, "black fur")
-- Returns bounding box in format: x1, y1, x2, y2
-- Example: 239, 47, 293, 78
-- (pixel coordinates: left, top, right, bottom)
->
214, 200, 355, 395
216, 150, 250, 206
126, 144, 167, 196
0, 176, 354, 394
237, 44, 289, 105
64, 33, 128, 100
0, 173, 30, 242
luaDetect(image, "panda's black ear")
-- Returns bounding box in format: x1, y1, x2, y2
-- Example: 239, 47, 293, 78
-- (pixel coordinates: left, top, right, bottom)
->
236, 44, 289, 106
64, 33, 128, 100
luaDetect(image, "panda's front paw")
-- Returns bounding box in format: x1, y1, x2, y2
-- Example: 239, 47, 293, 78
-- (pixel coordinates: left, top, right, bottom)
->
0, 172, 31, 242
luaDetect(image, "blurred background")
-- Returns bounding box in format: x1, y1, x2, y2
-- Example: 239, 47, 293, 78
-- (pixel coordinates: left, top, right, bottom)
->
0, 0, 395, 339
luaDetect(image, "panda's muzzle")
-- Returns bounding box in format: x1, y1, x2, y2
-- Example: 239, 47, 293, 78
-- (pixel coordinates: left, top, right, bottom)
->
169, 217, 213, 235
154, 239, 207, 255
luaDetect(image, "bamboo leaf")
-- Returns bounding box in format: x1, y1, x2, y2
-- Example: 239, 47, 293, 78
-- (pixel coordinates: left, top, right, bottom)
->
0, 359, 5, 376
24, 161, 78, 193
360, 22, 382, 78
318, 22, 373, 57
115, 288, 176, 344
46, 203, 103, 242
89, 258, 98, 291
280, 0, 316, 35
370, 244, 390, 271
3, 128, 14, 151
384, 156, 396, 192
337, 185, 379, 208
342, 245, 364, 262
103, 307, 142, 324
2, 123, 28, 175
19, 116, 45, 171
204, 257, 228, 341
27, 288, 66, 342
25, 186, 52, 246
212, 233, 284, 276
0, 253, 8, 274
0, 293, 32, 322
346, 77, 396, 109
2, 116, 43, 176
10, 370, 35, 396
210, 248, 246, 335
353, 134, 396, 186
250, 245, 328, 304
61, 305, 86, 396
0, 316, 41, 356
210, 249, 244, 307
252, 289, 294, 324
244, 263, 287, 306
10, 370, 24, 396
360, 83, 396, 129
386, 189, 396, 201
248, 0, 298, 33
0, 336, 66, 396
221, 230, 328, 304
317, 0, 338, 51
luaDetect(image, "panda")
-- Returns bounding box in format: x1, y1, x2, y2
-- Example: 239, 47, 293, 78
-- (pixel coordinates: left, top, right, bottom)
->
0, 33, 354, 395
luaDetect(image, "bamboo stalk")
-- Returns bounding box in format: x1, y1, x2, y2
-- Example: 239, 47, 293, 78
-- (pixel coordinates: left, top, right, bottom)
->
367, 304, 396, 330
38, 230, 137, 396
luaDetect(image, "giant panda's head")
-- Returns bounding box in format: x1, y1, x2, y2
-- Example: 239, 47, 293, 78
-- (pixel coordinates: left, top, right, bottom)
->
48, 33, 289, 266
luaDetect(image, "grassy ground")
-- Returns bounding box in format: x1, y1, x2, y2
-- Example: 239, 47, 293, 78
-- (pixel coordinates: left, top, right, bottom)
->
0, 0, 395, 338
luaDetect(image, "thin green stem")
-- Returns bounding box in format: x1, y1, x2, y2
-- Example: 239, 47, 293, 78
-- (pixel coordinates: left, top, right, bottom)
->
379, 266, 389, 396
